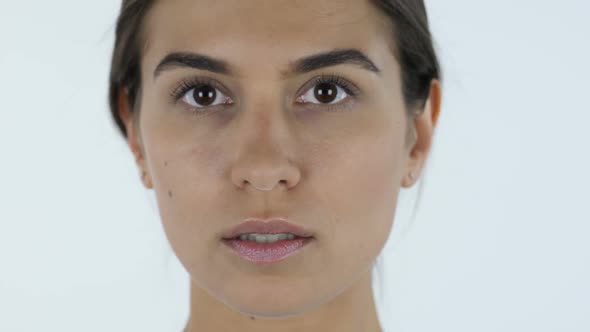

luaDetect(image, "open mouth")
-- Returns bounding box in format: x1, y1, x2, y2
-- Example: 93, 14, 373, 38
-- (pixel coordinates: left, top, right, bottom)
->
221, 234, 315, 265
223, 233, 313, 243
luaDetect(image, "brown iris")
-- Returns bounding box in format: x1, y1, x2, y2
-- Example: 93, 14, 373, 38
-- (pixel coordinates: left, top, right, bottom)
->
314, 82, 337, 103
193, 85, 216, 106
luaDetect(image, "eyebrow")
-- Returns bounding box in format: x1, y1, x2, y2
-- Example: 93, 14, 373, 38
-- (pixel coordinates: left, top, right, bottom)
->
153, 48, 381, 79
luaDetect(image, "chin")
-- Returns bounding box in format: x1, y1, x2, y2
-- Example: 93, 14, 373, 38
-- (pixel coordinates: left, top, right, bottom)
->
219, 286, 322, 319
228, 299, 320, 320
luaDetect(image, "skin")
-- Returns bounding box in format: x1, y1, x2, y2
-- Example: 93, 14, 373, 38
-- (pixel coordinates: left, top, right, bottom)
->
117, 0, 441, 331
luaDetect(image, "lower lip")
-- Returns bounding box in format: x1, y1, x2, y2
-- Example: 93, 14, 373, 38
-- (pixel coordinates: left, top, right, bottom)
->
221, 237, 314, 265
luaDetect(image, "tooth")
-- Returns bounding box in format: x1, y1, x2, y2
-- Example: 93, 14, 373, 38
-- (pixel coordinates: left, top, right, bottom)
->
254, 235, 267, 243
237, 233, 299, 243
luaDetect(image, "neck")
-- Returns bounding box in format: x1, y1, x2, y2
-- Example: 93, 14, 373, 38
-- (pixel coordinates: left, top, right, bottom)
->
183, 269, 382, 332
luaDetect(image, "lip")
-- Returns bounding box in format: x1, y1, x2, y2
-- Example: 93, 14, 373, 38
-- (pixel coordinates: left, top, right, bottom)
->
220, 217, 315, 240
221, 236, 314, 265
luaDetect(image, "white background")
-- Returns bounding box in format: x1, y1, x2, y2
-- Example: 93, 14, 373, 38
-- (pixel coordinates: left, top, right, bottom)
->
1, 1, 589, 331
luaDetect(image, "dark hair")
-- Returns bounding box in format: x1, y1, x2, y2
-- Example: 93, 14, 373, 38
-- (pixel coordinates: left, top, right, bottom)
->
108, 0, 441, 140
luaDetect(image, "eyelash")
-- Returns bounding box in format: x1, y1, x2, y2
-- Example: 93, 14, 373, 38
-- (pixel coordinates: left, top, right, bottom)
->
168, 73, 359, 114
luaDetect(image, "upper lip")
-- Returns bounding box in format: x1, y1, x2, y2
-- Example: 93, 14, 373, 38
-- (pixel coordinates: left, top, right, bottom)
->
221, 217, 315, 239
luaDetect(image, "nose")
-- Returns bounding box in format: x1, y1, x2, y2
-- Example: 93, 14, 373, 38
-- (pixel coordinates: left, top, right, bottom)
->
229, 104, 302, 193
231, 152, 301, 192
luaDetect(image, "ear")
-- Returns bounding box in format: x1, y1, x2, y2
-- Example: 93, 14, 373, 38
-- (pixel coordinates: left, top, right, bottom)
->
117, 87, 153, 189
401, 79, 442, 188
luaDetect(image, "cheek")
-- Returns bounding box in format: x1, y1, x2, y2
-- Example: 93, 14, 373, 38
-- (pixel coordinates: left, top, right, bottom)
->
315, 125, 403, 267
141, 131, 224, 264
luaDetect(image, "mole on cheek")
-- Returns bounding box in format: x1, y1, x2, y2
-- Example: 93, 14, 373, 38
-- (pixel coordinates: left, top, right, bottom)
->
250, 316, 255, 320
164, 161, 168, 167
168, 190, 173, 198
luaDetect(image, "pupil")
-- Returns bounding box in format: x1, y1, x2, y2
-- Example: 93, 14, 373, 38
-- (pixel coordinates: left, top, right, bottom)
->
314, 83, 337, 103
193, 85, 216, 105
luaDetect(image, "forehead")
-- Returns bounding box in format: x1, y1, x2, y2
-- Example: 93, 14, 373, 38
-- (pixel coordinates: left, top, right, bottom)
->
141, 0, 394, 77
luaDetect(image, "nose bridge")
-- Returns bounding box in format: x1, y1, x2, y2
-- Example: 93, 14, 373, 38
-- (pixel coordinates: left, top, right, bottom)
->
237, 83, 290, 147
228, 86, 301, 192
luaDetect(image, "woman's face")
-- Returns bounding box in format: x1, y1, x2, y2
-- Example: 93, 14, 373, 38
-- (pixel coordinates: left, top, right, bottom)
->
127, 0, 418, 317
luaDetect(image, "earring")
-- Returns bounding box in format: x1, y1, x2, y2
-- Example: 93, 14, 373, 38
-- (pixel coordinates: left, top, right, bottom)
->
409, 171, 415, 181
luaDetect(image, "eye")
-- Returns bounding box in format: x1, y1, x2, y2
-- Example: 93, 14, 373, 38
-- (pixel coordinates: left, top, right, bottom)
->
295, 74, 358, 109
181, 84, 233, 109
171, 77, 234, 111
170, 74, 359, 114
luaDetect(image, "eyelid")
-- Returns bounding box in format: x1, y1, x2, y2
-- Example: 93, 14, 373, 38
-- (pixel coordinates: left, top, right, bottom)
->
296, 73, 359, 106
169, 76, 232, 102
296, 73, 360, 99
